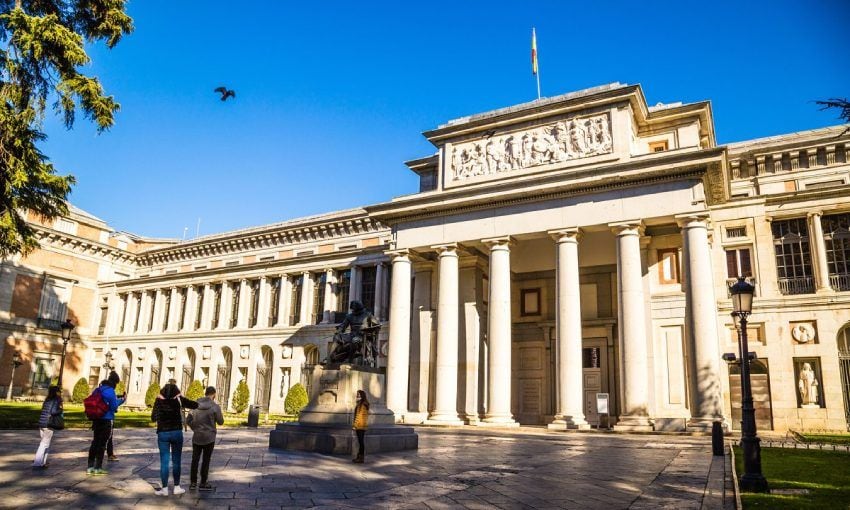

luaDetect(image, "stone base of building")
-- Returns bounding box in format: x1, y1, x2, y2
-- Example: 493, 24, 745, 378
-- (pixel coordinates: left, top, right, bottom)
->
547, 419, 591, 431
269, 422, 418, 455
472, 419, 520, 428
422, 417, 466, 427
613, 415, 653, 432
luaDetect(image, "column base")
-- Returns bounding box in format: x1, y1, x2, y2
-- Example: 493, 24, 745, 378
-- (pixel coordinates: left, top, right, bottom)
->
613, 415, 653, 432
423, 412, 465, 426
548, 416, 591, 430
687, 417, 728, 433
815, 286, 832, 295
475, 416, 519, 428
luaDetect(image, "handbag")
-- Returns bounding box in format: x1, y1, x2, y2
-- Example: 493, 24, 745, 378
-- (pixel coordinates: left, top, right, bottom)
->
48, 412, 65, 430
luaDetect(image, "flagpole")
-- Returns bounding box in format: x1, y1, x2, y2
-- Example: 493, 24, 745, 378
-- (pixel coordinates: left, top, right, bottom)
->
536, 68, 541, 101
532, 27, 541, 100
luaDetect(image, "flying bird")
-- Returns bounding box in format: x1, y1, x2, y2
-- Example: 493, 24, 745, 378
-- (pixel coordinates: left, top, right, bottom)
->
214, 86, 236, 101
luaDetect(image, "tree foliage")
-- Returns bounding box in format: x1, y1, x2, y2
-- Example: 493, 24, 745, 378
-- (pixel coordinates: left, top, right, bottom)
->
284, 383, 309, 416
816, 98, 850, 135
185, 380, 204, 401
115, 379, 125, 396
71, 377, 89, 403
144, 381, 160, 408
0, 1, 133, 256
231, 379, 250, 413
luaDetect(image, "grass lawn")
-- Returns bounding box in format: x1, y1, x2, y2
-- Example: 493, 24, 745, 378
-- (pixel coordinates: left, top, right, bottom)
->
796, 432, 850, 446
0, 402, 295, 429
735, 446, 850, 509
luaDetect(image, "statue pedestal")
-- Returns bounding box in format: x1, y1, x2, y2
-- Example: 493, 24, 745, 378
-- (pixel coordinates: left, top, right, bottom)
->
269, 364, 418, 455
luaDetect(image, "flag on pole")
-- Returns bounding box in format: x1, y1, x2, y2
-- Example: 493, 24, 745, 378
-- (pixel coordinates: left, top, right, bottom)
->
531, 28, 539, 75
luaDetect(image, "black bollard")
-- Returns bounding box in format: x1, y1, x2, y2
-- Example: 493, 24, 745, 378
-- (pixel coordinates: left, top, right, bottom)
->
712, 421, 724, 456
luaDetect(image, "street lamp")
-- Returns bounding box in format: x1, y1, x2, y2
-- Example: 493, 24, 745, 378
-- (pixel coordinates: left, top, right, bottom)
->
103, 350, 114, 371
56, 319, 75, 389
729, 277, 769, 493
5, 352, 23, 401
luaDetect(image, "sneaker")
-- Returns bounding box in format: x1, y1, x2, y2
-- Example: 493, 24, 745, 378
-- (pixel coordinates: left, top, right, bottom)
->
173, 485, 186, 495
93, 468, 108, 475
189, 482, 197, 491
199, 483, 214, 492
107, 455, 119, 462
86, 467, 95, 475
154, 487, 168, 496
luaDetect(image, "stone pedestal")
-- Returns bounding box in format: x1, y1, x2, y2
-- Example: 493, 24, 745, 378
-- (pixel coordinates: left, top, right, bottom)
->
269, 364, 418, 454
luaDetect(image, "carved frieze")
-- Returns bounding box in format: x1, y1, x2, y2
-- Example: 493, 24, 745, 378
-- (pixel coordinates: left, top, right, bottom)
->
449, 112, 613, 182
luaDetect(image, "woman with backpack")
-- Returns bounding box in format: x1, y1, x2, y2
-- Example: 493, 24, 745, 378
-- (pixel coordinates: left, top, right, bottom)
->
86, 377, 124, 475
151, 383, 198, 496
33, 385, 63, 468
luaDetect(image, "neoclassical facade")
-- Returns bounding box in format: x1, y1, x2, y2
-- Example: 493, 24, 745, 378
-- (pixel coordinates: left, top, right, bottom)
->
1, 83, 849, 432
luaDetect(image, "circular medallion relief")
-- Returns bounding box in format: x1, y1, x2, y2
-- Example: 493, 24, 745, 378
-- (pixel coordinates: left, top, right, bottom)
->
791, 323, 815, 344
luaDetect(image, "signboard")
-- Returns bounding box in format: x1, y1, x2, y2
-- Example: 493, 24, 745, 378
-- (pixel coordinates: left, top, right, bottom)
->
596, 393, 609, 415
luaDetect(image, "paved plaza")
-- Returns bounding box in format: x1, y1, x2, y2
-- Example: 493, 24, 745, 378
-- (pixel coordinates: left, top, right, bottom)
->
0, 427, 730, 509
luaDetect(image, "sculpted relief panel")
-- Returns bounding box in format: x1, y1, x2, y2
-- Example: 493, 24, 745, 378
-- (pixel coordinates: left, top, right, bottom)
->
449, 112, 613, 182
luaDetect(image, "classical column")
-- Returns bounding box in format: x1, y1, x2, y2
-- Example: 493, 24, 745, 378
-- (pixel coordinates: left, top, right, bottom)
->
257, 276, 270, 328
426, 244, 464, 425
167, 287, 179, 332
678, 214, 724, 430
237, 279, 250, 328
374, 262, 386, 320
137, 291, 150, 333
481, 237, 517, 426
152, 289, 166, 333
199, 283, 213, 330
386, 250, 412, 420
808, 211, 831, 292
322, 269, 335, 323
277, 274, 291, 327
299, 271, 313, 325
610, 221, 652, 430
218, 282, 231, 330
548, 229, 589, 430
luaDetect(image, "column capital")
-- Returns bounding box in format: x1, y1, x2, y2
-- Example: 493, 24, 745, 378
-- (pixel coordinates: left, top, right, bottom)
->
675, 212, 711, 228
481, 236, 513, 249
386, 248, 411, 262
609, 220, 644, 236
548, 228, 581, 243
431, 243, 459, 256
807, 210, 824, 219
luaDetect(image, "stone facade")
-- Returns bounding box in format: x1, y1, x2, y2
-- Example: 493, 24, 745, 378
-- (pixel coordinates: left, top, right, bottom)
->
1, 82, 848, 433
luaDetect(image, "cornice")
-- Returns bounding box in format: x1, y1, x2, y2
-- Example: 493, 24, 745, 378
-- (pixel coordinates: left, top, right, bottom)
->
32, 225, 136, 264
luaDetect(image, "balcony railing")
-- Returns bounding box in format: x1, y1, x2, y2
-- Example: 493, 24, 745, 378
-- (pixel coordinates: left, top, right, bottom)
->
829, 273, 850, 292
777, 277, 815, 295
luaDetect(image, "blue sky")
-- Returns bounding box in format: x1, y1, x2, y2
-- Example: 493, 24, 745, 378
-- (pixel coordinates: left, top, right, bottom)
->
41, 0, 850, 239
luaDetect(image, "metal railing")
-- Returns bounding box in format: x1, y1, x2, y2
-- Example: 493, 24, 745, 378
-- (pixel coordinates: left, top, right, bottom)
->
777, 277, 815, 295
829, 274, 850, 292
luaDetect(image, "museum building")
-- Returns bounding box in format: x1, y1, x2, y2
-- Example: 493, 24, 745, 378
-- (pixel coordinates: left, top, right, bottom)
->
1, 83, 849, 432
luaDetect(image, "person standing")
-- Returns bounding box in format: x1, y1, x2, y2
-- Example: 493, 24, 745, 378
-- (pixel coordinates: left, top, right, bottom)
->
33, 385, 63, 468
105, 371, 122, 462
187, 386, 224, 491
151, 383, 198, 496
87, 378, 123, 475
352, 390, 369, 463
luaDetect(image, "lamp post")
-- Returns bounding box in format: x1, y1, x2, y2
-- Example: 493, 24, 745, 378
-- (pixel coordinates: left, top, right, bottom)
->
5, 352, 22, 401
56, 319, 75, 389
729, 277, 769, 493
103, 350, 114, 372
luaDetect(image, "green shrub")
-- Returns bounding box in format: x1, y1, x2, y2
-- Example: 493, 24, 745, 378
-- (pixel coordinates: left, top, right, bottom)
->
231, 380, 250, 413
185, 380, 204, 401
145, 382, 161, 407
72, 378, 90, 403
115, 380, 126, 396
284, 383, 309, 416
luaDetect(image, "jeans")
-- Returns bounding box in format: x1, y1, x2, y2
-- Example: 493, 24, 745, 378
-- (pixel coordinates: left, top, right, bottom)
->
33, 428, 54, 467
87, 419, 112, 469
190, 442, 215, 484
157, 430, 184, 487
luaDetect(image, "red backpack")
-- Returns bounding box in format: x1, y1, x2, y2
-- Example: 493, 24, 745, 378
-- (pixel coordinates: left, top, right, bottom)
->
84, 387, 109, 420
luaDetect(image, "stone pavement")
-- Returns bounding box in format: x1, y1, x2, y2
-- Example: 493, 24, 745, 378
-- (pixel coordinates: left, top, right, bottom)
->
0, 426, 731, 509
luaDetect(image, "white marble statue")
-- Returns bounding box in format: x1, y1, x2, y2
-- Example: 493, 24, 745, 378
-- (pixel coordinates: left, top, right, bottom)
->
798, 362, 819, 406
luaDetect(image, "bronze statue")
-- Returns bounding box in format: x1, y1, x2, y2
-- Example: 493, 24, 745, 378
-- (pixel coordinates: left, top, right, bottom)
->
322, 301, 380, 366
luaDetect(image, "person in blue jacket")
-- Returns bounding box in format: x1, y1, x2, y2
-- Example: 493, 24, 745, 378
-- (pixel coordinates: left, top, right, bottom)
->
86, 372, 124, 475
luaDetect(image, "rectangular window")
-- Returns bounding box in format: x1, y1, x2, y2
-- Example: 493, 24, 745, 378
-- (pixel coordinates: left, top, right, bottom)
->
360, 266, 377, 313
30, 355, 56, 391
336, 270, 351, 313
98, 304, 108, 335
194, 286, 204, 330
822, 212, 850, 291
147, 291, 157, 332
177, 288, 188, 330
312, 273, 326, 324
726, 226, 747, 239
772, 218, 814, 295
649, 140, 668, 153
520, 288, 541, 316
211, 284, 222, 329
725, 248, 753, 278
289, 275, 303, 326
268, 277, 281, 327
657, 248, 680, 284
248, 279, 260, 328
162, 290, 172, 330
38, 278, 71, 327
229, 282, 240, 328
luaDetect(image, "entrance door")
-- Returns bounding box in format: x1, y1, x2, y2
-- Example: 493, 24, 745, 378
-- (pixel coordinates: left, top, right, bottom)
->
582, 338, 609, 427
838, 326, 850, 430
513, 341, 548, 424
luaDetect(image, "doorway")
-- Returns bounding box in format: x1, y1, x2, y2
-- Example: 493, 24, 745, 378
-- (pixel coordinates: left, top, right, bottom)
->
729, 359, 774, 431
582, 337, 609, 427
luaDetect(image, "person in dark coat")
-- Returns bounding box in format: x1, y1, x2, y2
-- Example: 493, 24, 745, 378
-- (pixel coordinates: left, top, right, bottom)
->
33, 385, 62, 467
187, 386, 224, 491
151, 383, 198, 496
105, 371, 122, 461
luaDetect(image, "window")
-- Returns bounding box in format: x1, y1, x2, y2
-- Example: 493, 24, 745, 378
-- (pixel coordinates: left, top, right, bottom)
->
725, 248, 753, 278
726, 226, 747, 239
162, 290, 172, 330
211, 284, 222, 329
259, 255, 275, 262
822, 212, 850, 291
360, 266, 377, 313
520, 288, 541, 316
193, 286, 204, 330
649, 140, 668, 153
177, 288, 188, 330
336, 270, 351, 312
38, 277, 71, 328
147, 291, 157, 332
289, 275, 303, 326
97, 302, 108, 335
657, 248, 680, 284
248, 279, 260, 328
772, 218, 814, 295
224, 260, 240, 267
268, 277, 281, 327
419, 169, 437, 192
312, 273, 326, 324
31, 355, 56, 391
229, 282, 240, 328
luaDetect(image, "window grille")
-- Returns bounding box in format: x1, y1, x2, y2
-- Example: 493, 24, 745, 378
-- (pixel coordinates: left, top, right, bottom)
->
772, 218, 814, 295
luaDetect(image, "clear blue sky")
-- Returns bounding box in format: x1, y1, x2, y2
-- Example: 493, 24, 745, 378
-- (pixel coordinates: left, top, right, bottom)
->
42, 0, 850, 239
